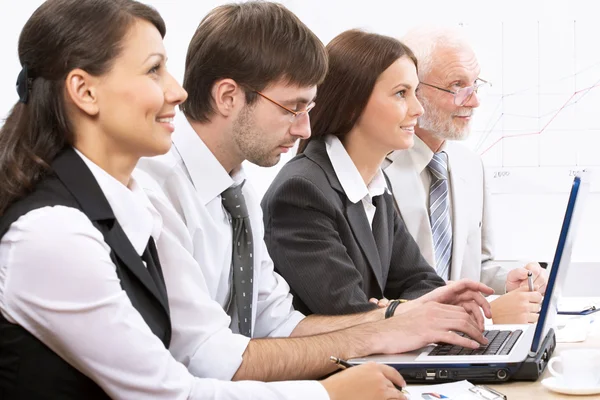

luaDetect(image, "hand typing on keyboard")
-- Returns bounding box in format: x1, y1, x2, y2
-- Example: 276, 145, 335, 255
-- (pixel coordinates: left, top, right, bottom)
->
372, 302, 490, 355
429, 330, 524, 356
410, 279, 495, 330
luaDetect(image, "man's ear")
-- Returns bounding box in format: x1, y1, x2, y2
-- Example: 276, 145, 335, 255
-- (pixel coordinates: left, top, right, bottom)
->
211, 78, 244, 117
64, 68, 100, 116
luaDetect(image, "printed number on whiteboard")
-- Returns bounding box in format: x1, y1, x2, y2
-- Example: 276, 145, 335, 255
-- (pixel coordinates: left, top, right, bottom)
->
569, 169, 585, 177
493, 171, 510, 178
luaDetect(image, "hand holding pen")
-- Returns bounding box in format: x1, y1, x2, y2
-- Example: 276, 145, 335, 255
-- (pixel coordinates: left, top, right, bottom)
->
506, 262, 549, 293
329, 356, 409, 399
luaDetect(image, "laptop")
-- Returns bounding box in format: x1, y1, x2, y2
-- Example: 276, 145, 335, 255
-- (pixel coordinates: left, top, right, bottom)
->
349, 172, 591, 382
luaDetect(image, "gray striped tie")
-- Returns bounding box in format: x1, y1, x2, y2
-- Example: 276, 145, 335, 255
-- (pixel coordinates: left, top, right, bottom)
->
427, 152, 452, 280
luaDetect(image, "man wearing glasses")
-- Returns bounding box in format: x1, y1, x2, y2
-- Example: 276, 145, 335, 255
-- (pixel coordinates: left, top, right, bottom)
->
135, 3, 495, 398
383, 26, 548, 324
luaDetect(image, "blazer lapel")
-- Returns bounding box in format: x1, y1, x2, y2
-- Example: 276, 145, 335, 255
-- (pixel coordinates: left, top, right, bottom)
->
384, 151, 436, 267
345, 199, 386, 291
447, 145, 468, 281
52, 147, 170, 315
304, 139, 386, 291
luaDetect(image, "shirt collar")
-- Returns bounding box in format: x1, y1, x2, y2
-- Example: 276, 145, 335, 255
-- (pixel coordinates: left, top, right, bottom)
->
405, 135, 448, 174
171, 113, 243, 204
325, 135, 389, 204
74, 149, 161, 256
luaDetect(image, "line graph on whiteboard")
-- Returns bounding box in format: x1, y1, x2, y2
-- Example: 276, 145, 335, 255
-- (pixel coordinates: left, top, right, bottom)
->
460, 20, 600, 193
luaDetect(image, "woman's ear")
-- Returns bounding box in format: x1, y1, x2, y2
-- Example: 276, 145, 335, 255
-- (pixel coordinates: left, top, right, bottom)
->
64, 68, 100, 116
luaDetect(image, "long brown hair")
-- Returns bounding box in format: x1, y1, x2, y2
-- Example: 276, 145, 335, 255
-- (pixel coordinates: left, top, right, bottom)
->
0, 0, 166, 215
298, 29, 417, 153
181, 1, 328, 123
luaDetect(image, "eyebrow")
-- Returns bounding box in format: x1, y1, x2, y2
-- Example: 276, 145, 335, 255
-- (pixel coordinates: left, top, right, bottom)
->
143, 53, 166, 64
392, 83, 413, 91
444, 72, 481, 85
281, 95, 317, 106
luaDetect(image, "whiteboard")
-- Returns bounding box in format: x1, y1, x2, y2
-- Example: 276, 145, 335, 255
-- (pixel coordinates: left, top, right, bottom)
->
1, 0, 598, 261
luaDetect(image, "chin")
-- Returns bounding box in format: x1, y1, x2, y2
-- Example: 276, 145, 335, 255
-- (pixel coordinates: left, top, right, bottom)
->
393, 137, 414, 151
446, 128, 471, 141
147, 139, 173, 157
249, 154, 281, 168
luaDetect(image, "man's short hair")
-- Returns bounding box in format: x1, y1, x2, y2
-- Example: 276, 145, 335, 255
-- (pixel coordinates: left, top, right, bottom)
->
401, 25, 471, 79
181, 1, 328, 122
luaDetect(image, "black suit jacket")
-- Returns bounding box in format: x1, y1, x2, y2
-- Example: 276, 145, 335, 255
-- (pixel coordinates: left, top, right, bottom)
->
261, 138, 445, 316
0, 148, 171, 399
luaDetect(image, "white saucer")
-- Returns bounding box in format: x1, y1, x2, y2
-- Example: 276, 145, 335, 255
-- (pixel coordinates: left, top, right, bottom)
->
541, 377, 600, 395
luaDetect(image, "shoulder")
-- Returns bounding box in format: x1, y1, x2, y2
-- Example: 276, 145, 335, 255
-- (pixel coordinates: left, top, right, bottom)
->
265, 155, 336, 201
2, 205, 109, 255
446, 141, 483, 167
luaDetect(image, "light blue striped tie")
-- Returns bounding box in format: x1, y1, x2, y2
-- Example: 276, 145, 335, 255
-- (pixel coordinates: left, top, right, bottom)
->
427, 152, 452, 280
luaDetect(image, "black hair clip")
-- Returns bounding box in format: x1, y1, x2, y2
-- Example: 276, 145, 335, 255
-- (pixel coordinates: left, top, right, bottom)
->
16, 64, 32, 104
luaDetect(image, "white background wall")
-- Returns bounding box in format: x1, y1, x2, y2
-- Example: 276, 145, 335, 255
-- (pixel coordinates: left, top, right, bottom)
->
1, 0, 599, 263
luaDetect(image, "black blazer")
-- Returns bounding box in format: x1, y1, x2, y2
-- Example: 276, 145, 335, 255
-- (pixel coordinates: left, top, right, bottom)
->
0, 148, 171, 399
261, 138, 445, 316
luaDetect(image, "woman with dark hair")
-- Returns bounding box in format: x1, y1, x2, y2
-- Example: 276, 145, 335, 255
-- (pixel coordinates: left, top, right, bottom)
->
0, 3, 409, 399
262, 30, 493, 323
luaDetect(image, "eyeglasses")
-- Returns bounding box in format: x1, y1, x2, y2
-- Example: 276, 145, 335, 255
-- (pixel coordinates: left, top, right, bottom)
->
252, 90, 316, 123
419, 78, 491, 106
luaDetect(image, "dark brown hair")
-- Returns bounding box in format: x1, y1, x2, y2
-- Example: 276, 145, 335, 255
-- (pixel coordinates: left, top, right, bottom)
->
181, 1, 328, 123
298, 29, 417, 153
0, 0, 165, 215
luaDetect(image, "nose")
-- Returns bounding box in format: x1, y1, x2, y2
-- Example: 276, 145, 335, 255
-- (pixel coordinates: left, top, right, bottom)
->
289, 113, 312, 140
411, 95, 425, 118
164, 72, 188, 106
463, 89, 480, 108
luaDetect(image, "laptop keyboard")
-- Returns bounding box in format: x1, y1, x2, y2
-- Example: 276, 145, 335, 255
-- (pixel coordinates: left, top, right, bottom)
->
428, 329, 523, 356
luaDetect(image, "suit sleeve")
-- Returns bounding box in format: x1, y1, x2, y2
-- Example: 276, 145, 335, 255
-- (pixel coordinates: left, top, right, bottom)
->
384, 203, 446, 300
262, 176, 378, 315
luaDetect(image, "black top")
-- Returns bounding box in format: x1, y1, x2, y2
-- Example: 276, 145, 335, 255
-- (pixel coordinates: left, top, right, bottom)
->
0, 148, 171, 399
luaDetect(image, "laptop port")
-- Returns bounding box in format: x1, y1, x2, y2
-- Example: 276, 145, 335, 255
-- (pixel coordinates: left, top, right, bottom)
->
496, 369, 508, 380
439, 370, 449, 379
426, 370, 436, 380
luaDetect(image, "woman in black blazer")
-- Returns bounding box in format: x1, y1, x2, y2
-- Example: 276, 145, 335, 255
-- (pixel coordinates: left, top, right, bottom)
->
262, 30, 456, 316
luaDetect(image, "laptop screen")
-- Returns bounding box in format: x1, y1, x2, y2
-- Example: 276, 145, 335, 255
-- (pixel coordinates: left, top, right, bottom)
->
529, 173, 590, 354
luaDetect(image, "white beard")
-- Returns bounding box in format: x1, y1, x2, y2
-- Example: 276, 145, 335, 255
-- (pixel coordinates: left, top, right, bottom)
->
417, 95, 472, 141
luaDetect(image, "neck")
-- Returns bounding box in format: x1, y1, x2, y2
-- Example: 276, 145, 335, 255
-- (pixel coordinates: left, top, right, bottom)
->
415, 126, 445, 153
341, 132, 387, 186
74, 134, 136, 187
188, 116, 242, 175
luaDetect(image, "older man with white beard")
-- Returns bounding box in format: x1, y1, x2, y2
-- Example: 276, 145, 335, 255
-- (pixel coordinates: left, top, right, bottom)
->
383, 27, 548, 325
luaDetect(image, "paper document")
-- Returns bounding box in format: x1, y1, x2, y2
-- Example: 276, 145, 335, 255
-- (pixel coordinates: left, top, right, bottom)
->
405, 380, 505, 399
557, 297, 600, 314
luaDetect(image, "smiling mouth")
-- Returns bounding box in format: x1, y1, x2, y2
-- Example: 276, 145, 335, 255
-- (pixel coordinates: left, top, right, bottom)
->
400, 126, 415, 133
156, 117, 174, 123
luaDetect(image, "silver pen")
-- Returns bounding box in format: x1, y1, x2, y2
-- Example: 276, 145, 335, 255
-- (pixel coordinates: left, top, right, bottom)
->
527, 271, 534, 291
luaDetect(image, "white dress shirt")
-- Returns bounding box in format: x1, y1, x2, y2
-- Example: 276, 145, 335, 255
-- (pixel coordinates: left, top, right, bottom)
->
325, 135, 389, 228
0, 149, 327, 400
136, 114, 327, 398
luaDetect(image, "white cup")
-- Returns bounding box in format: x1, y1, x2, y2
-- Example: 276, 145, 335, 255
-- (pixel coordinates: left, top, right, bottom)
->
548, 348, 600, 387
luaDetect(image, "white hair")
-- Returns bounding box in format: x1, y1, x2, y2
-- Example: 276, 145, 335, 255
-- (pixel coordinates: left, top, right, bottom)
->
401, 25, 472, 80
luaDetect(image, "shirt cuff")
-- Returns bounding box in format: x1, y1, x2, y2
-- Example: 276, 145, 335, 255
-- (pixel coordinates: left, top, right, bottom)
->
265, 310, 306, 338
268, 380, 330, 400
187, 328, 251, 381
